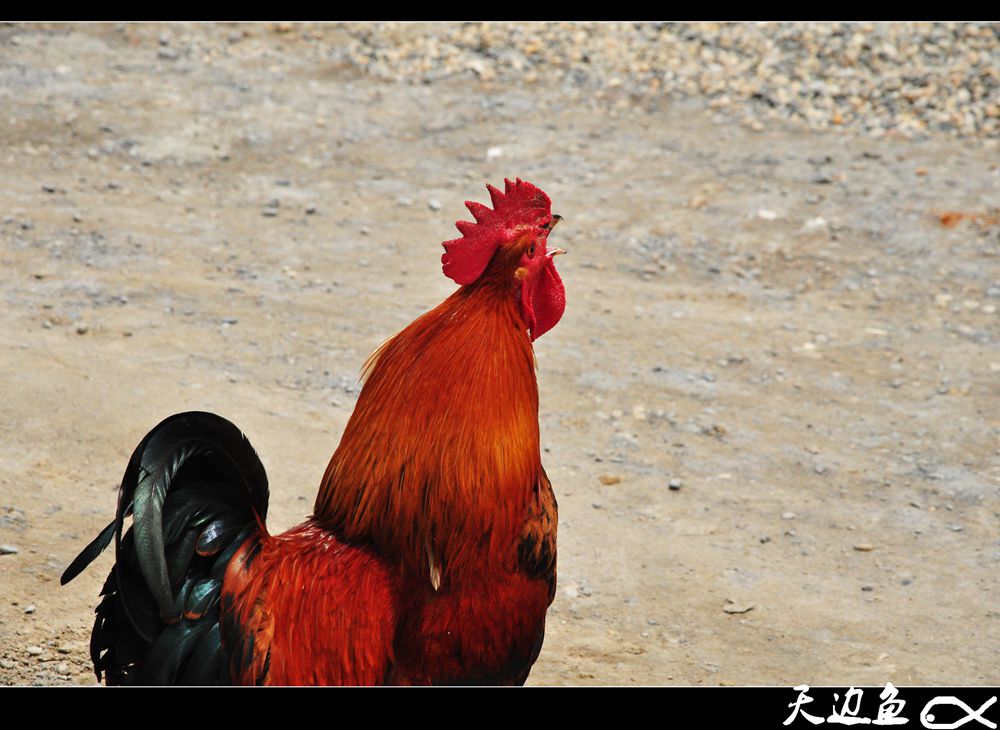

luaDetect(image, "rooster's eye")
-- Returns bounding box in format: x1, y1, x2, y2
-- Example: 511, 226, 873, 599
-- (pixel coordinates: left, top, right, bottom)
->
527, 243, 536, 258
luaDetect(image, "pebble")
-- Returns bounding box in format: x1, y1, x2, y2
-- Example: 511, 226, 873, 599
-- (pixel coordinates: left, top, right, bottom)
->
23, 605, 35, 614
25, 646, 43, 656
668, 479, 682, 490
599, 475, 622, 486
75, 323, 89, 335
157, 47, 180, 61
0, 545, 18, 555
0, 658, 14, 669
853, 544, 875, 552
428, 198, 442, 211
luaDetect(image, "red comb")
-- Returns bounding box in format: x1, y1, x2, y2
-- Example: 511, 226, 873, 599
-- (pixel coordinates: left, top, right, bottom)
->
441, 178, 552, 285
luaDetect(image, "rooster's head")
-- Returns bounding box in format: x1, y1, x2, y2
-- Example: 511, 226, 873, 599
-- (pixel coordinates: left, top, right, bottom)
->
441, 178, 566, 341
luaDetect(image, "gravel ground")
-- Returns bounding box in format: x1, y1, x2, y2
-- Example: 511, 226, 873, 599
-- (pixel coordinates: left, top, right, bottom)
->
328, 22, 1000, 138
0, 22, 998, 686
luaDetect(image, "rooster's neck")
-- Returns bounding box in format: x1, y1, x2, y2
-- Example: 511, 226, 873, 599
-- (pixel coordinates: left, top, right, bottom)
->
314, 283, 541, 583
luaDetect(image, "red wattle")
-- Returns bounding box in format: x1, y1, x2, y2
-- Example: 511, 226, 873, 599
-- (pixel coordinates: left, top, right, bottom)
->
523, 260, 566, 341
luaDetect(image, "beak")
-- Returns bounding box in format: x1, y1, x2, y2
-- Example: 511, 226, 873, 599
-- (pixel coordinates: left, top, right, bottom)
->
547, 247, 566, 258
549, 214, 563, 230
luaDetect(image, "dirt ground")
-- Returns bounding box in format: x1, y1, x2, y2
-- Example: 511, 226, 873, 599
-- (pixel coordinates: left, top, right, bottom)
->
1, 23, 998, 686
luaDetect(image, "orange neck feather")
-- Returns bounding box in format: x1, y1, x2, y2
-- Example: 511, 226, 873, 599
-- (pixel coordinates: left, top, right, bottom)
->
314, 278, 540, 586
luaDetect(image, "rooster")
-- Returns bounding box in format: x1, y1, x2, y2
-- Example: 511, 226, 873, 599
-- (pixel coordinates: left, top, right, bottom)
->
62, 178, 565, 685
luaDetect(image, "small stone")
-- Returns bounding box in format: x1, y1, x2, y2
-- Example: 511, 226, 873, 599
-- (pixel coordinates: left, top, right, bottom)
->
486, 146, 503, 159
396, 196, 413, 207
0, 545, 18, 555
56, 662, 71, 675
853, 544, 875, 552
861, 585, 874, 592
222, 317, 239, 325
599, 475, 622, 486
75, 323, 89, 335
782, 511, 795, 520
41, 184, 56, 193
23, 605, 35, 614
305, 204, 317, 215
915, 166, 928, 176
26, 646, 43, 656
428, 199, 442, 211
723, 601, 755, 614
157, 47, 180, 61
668, 479, 682, 490
0, 658, 14, 669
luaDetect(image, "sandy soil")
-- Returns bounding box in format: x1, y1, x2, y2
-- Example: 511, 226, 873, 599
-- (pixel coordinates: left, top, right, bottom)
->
1, 23, 998, 686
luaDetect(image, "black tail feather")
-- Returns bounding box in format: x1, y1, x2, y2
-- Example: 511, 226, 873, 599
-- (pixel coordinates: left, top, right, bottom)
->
63, 411, 270, 685
60, 520, 115, 586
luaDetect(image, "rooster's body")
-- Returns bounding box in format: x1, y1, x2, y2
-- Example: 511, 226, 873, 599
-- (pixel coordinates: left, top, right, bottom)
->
63, 179, 564, 685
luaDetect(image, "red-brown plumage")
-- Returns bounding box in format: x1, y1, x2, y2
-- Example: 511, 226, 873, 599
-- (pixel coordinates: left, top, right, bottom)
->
67, 179, 562, 685
222, 522, 399, 685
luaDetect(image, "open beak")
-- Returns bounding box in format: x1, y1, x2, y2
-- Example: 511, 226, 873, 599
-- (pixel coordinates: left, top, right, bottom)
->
547, 215, 565, 257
